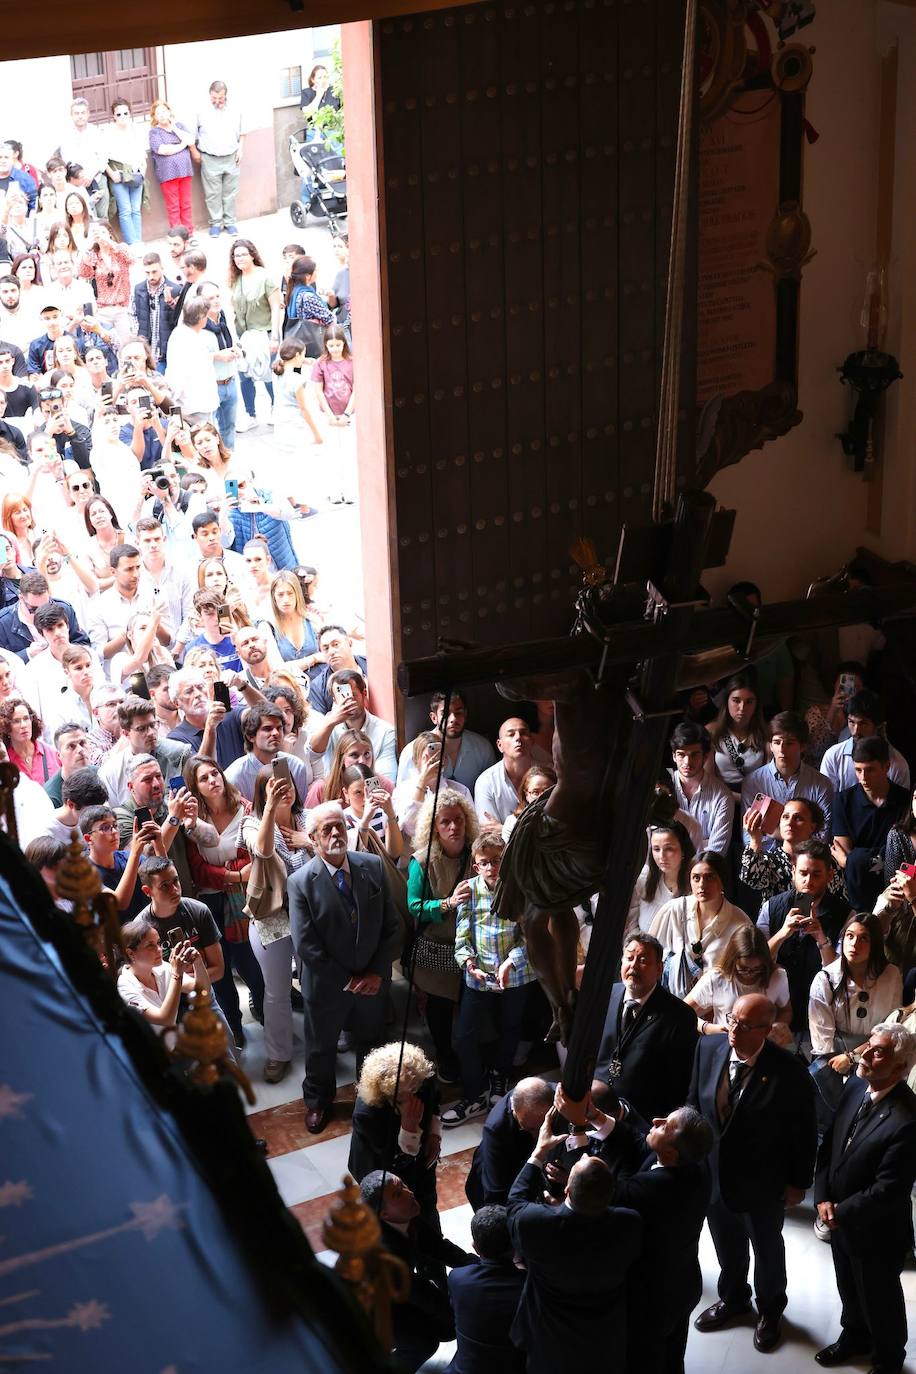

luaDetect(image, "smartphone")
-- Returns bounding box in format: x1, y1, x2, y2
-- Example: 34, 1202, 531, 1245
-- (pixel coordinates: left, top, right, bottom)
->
129, 670, 150, 700
171, 405, 184, 426
795, 893, 812, 920
137, 394, 153, 416
271, 756, 293, 790
899, 864, 916, 880
100, 380, 114, 402
224, 478, 239, 500
838, 672, 857, 700
168, 777, 184, 795
134, 806, 152, 826
115, 401, 129, 415
167, 926, 186, 949
334, 681, 353, 704
364, 775, 380, 794
213, 680, 232, 709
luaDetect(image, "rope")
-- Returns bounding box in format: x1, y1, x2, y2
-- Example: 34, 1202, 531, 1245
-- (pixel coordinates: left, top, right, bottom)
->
652, 0, 699, 522
373, 686, 453, 1217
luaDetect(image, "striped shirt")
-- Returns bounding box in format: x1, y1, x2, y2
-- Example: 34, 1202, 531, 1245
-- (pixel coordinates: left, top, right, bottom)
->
454, 875, 534, 992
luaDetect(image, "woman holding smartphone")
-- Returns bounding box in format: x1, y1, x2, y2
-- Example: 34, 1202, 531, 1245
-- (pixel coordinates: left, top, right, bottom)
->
740, 796, 842, 903
340, 763, 404, 863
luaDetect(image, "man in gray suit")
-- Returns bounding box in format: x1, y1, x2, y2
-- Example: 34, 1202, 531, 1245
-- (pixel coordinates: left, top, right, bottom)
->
288, 801, 400, 1134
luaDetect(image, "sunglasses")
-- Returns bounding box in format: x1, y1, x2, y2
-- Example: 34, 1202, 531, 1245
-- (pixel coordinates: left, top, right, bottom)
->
70, 481, 92, 491
855, 989, 870, 1020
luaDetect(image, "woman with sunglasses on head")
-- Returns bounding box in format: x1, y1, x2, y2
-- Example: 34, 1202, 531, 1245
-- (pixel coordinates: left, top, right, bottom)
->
686, 924, 791, 1038
305, 729, 394, 809
808, 913, 902, 1135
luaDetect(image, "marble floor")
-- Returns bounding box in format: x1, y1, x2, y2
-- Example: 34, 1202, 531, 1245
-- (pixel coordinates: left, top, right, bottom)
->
234, 975, 916, 1373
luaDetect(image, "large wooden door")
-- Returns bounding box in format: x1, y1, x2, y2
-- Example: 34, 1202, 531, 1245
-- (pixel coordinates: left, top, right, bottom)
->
71, 48, 159, 120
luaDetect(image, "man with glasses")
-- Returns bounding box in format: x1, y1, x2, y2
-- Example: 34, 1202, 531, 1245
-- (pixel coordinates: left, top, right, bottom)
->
0, 571, 89, 662
86, 684, 125, 766
690, 993, 816, 1354
98, 694, 191, 806
195, 80, 244, 238
80, 802, 162, 920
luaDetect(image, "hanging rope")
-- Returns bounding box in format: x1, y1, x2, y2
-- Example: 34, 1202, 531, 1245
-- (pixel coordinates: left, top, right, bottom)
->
652, 0, 699, 523
374, 686, 453, 1216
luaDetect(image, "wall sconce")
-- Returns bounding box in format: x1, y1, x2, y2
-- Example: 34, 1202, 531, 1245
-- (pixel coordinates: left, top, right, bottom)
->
837, 265, 902, 474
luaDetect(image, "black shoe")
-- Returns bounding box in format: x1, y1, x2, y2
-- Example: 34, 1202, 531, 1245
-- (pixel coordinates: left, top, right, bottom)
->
248, 998, 264, 1026
753, 1314, 782, 1353
232, 1028, 246, 1050
290, 986, 304, 1011
815, 1339, 873, 1367
254, 1137, 269, 1157
694, 1301, 753, 1332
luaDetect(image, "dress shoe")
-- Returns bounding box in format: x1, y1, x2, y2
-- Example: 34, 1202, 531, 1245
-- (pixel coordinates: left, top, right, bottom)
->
815, 1339, 873, 1367
263, 1059, 290, 1084
694, 1301, 752, 1332
305, 1104, 331, 1135
753, 1314, 782, 1353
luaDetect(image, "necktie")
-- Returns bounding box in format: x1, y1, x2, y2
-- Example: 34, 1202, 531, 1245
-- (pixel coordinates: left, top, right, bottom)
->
722, 1060, 749, 1121
844, 1093, 872, 1149
622, 1000, 639, 1033
335, 867, 357, 922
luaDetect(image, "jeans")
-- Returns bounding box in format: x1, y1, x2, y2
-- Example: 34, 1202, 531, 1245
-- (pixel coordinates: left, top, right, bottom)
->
200, 891, 265, 1038
111, 175, 144, 245
239, 370, 274, 419
215, 380, 238, 449
249, 924, 294, 1062
160, 175, 193, 231
453, 981, 529, 1097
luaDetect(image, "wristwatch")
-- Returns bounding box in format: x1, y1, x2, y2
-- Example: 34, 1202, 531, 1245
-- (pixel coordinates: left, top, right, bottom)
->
166, 814, 180, 827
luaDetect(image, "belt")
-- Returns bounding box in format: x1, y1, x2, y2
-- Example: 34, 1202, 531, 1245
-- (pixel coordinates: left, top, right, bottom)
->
216, 377, 235, 385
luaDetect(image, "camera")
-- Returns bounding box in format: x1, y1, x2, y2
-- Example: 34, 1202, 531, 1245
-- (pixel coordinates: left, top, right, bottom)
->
155, 475, 170, 490
148, 467, 170, 491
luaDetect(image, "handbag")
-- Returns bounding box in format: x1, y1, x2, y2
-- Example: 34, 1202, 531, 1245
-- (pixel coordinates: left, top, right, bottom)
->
662, 906, 702, 998
404, 848, 470, 976
222, 885, 250, 944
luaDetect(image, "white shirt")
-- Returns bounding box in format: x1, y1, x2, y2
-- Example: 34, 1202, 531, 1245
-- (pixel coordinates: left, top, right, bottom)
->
164, 324, 219, 414
11, 770, 57, 846
196, 103, 244, 156
20, 651, 98, 741
326, 709, 398, 781
474, 759, 528, 824
59, 125, 107, 181
139, 558, 195, 647
821, 737, 910, 795
87, 585, 170, 678
808, 961, 903, 1057
117, 962, 175, 1032
650, 896, 752, 972
690, 966, 790, 1026
669, 769, 735, 854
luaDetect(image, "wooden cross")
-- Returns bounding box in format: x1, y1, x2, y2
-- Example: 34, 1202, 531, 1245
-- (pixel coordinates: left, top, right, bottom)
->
398, 490, 916, 1107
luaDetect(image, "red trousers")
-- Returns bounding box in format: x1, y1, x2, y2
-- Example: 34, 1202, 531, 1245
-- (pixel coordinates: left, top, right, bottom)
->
160, 175, 193, 231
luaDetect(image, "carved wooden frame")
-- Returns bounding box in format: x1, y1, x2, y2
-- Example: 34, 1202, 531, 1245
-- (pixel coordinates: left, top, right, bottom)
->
695, 0, 815, 487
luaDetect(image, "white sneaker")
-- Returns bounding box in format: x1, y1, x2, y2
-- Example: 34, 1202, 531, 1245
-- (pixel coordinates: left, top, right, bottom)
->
235, 414, 255, 433
266, 409, 275, 426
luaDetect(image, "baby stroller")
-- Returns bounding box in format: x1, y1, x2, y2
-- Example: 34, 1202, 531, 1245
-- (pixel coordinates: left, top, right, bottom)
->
288, 131, 347, 236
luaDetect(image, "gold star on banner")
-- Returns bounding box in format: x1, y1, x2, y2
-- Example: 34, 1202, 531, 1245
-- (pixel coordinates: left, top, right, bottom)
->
0, 1086, 31, 1120
0, 1181, 31, 1207
129, 1196, 185, 1241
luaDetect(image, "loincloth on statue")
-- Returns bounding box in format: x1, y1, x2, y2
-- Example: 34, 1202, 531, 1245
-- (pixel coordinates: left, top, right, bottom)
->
495, 792, 605, 919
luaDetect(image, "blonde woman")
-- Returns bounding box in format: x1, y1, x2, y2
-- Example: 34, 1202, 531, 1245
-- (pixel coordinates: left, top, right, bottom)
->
348, 1042, 442, 1221
267, 569, 322, 670
407, 787, 479, 1082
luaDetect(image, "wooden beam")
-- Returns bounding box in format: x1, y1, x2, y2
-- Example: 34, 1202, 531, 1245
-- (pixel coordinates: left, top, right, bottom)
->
4, 0, 487, 60
867, 40, 899, 535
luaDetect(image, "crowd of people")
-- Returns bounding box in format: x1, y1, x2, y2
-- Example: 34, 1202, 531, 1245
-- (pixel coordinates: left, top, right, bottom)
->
4, 88, 916, 1374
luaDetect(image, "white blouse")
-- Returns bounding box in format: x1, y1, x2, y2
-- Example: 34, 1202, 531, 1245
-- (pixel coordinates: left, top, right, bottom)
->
650, 896, 752, 974
626, 866, 683, 936
808, 960, 903, 1057
690, 967, 790, 1025
117, 962, 175, 1032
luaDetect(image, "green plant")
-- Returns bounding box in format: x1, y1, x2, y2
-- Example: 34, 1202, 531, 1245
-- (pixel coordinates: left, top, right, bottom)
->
308, 36, 345, 158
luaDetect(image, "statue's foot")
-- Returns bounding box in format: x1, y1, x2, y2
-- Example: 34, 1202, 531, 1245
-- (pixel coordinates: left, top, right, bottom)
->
496, 669, 590, 705
556, 1000, 576, 1048
543, 1015, 562, 1044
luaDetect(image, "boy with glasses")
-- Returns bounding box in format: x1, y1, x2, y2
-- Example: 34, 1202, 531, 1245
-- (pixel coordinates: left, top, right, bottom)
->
79, 802, 163, 920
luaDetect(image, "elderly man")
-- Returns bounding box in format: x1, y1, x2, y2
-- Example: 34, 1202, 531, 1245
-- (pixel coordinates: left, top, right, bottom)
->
815, 1023, 916, 1374
506, 1107, 643, 1374
85, 683, 125, 765
288, 802, 400, 1135
689, 993, 817, 1353
167, 666, 262, 770
196, 80, 244, 236
224, 701, 309, 802
465, 1077, 555, 1209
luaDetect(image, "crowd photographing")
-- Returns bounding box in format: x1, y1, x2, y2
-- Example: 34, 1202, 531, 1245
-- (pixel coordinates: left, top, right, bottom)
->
3, 88, 916, 1374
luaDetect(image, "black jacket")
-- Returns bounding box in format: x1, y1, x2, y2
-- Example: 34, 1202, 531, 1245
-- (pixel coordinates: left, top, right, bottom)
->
766, 887, 850, 1031
380, 1214, 473, 1342
815, 1074, 916, 1255
507, 1160, 642, 1373
132, 278, 179, 360
595, 981, 697, 1121
465, 1091, 537, 1210
446, 1258, 526, 1374
688, 1034, 817, 1212
348, 1075, 440, 1211
0, 598, 90, 661
0, 420, 27, 463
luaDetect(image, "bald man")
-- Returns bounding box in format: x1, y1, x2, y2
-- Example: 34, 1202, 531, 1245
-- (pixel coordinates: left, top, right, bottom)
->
507, 1106, 642, 1374
474, 717, 543, 824
689, 993, 816, 1354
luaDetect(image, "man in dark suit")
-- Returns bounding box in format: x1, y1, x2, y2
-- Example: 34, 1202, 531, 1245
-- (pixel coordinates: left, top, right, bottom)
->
465, 1076, 554, 1209
689, 993, 817, 1353
447, 1205, 525, 1374
595, 931, 697, 1121
288, 801, 400, 1134
359, 1169, 474, 1373
814, 1022, 916, 1374
613, 1106, 713, 1374
506, 1107, 643, 1374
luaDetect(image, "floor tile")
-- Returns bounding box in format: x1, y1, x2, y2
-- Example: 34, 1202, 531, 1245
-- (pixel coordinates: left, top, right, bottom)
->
267, 1147, 333, 1208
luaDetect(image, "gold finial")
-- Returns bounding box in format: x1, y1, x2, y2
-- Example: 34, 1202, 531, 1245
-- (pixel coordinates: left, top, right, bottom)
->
170, 985, 255, 1104
323, 1175, 410, 1352
54, 827, 122, 974
0, 759, 20, 845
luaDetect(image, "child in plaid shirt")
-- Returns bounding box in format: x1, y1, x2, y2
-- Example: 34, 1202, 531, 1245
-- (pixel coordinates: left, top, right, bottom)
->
442, 830, 535, 1126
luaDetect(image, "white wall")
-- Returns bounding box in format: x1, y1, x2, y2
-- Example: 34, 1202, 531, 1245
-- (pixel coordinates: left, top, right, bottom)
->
704, 0, 886, 602
0, 56, 77, 165
162, 30, 326, 133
